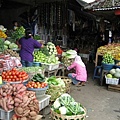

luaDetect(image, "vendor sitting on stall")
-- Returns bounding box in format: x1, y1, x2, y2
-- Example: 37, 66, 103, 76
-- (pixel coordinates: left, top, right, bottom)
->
67, 55, 87, 86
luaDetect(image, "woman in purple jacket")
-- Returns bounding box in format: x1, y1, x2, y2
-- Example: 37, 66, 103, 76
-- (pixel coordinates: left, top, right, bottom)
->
19, 28, 43, 67
67, 55, 87, 86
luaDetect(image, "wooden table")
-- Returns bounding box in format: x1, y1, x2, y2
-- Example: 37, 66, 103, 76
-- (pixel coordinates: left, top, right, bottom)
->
95, 52, 103, 66
45, 64, 65, 77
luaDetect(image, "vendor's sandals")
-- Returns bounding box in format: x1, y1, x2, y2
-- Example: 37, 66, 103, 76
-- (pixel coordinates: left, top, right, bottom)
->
75, 82, 82, 87
75, 82, 86, 87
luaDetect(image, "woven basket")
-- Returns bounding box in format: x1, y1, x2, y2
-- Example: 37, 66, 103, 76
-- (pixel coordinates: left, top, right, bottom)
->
51, 108, 86, 120
56, 76, 71, 93
46, 84, 66, 102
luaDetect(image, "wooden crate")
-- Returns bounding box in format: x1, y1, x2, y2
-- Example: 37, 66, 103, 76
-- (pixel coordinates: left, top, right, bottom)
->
108, 84, 120, 93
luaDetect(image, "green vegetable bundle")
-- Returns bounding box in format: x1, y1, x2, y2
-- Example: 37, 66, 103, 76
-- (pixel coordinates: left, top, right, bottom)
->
46, 76, 66, 101
11, 26, 25, 40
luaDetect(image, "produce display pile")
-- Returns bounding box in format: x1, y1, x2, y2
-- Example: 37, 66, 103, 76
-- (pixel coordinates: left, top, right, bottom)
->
0, 83, 39, 120
46, 42, 57, 55
19, 67, 45, 75
34, 51, 59, 64
4, 40, 18, 50
26, 73, 47, 89
102, 53, 114, 64
97, 43, 120, 60
0, 54, 22, 71
46, 76, 66, 101
3, 49, 19, 57
2, 68, 28, 82
51, 93, 86, 117
11, 26, 25, 40
0, 25, 7, 38
107, 68, 120, 78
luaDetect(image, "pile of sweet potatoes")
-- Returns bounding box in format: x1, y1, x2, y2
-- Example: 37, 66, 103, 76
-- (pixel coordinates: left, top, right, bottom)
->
0, 83, 40, 120
12, 91, 39, 120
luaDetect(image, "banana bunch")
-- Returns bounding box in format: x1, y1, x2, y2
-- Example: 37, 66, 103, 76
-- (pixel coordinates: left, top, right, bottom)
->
114, 53, 120, 61
0, 30, 7, 38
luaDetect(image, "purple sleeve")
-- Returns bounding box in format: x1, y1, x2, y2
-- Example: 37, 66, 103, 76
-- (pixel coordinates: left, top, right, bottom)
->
34, 40, 42, 48
67, 62, 76, 70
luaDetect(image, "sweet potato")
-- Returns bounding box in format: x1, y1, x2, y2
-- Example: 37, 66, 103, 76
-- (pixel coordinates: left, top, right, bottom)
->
15, 102, 20, 107
29, 115, 37, 120
17, 86, 26, 94
14, 98, 22, 103
29, 107, 34, 111
22, 99, 31, 107
20, 117, 27, 120
2, 92, 7, 96
7, 104, 14, 110
2, 98, 8, 111
17, 84, 24, 90
29, 111, 37, 117
22, 95, 28, 103
15, 94, 23, 100
22, 109, 30, 117
0, 88, 3, 95
16, 107, 23, 115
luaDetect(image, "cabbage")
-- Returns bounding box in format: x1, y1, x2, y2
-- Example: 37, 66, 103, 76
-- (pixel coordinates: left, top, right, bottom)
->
4, 40, 11, 45
4, 45, 8, 50
9, 43, 18, 49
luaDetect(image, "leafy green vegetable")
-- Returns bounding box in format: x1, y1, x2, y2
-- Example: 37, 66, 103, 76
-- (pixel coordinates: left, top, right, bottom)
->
11, 26, 25, 40
34, 35, 41, 40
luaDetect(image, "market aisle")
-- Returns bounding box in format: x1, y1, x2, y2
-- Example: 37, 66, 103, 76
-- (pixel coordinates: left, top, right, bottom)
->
41, 63, 120, 120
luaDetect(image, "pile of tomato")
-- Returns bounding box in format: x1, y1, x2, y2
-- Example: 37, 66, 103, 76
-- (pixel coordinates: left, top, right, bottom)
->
2, 68, 29, 82
26, 81, 48, 89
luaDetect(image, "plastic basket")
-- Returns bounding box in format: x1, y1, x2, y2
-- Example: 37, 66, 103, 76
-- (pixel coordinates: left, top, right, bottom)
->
27, 86, 49, 100
50, 107, 86, 120
41, 63, 59, 71
102, 63, 114, 70
39, 95, 51, 111
33, 62, 41, 67
0, 108, 14, 120
105, 75, 119, 85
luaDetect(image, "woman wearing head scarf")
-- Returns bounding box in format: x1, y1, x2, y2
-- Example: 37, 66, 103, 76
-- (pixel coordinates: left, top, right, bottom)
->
67, 55, 87, 86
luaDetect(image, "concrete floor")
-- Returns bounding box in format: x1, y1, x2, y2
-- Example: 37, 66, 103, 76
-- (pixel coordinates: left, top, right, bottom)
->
41, 63, 120, 120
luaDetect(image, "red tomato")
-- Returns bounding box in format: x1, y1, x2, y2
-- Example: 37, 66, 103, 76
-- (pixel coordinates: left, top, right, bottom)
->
16, 78, 19, 81
13, 76, 17, 79
8, 72, 12, 75
2, 72, 6, 75
10, 76, 13, 79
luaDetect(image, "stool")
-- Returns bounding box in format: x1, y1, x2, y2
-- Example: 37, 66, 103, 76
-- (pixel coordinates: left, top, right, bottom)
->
93, 66, 102, 80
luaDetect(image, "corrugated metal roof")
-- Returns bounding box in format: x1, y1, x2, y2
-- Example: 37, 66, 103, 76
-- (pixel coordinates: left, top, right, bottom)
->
84, 0, 120, 10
